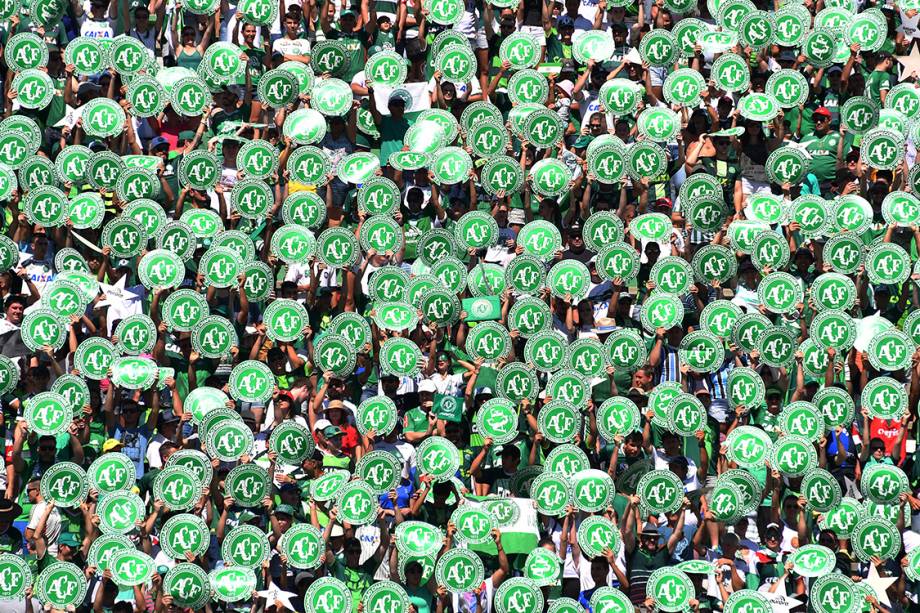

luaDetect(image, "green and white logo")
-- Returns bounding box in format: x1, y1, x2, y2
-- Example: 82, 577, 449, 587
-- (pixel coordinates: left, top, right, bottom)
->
263, 299, 308, 343
597, 243, 639, 282
416, 436, 461, 482
210, 567, 257, 603
599, 79, 642, 116
436, 549, 484, 593
270, 224, 316, 265
36, 562, 87, 609
380, 337, 422, 377
724, 425, 772, 469
758, 272, 802, 314
866, 242, 911, 285
577, 517, 621, 560
25, 391, 71, 436
316, 227, 359, 268
861, 463, 908, 505
207, 420, 255, 462
766, 146, 809, 185
637, 470, 683, 515
851, 517, 900, 561
868, 328, 914, 371
336, 480, 379, 525
667, 392, 708, 437
771, 435, 816, 477
604, 329, 647, 370
40, 462, 88, 507
96, 491, 145, 535
766, 69, 808, 108
0, 553, 31, 600
153, 466, 202, 511
88, 453, 136, 494
529, 158, 572, 197
646, 568, 694, 612
226, 463, 268, 507
711, 53, 750, 92
279, 524, 323, 569
161, 513, 210, 560
466, 321, 511, 362
163, 563, 210, 609
651, 256, 693, 295
679, 331, 724, 373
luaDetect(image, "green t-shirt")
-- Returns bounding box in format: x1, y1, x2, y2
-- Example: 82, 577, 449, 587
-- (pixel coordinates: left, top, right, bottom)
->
404, 406, 428, 433
327, 29, 371, 82
330, 554, 376, 613
799, 131, 841, 183
378, 116, 410, 166
866, 70, 893, 104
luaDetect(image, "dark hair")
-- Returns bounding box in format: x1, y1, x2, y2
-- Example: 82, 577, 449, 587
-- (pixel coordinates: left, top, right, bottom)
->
4, 294, 27, 310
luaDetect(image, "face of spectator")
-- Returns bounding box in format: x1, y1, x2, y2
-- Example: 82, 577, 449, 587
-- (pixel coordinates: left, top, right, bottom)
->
32, 235, 49, 258
5, 301, 24, 324
285, 17, 299, 35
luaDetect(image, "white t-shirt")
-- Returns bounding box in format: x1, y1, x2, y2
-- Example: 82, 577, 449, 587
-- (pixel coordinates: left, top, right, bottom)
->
28, 501, 61, 556
272, 36, 311, 59
426, 76, 482, 102
79, 4, 118, 39
427, 372, 465, 397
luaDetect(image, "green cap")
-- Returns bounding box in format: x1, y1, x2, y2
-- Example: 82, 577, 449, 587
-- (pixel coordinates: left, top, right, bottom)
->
59, 533, 81, 547
274, 504, 297, 516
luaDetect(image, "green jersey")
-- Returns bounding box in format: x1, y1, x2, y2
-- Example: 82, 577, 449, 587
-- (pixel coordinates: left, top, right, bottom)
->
799, 131, 841, 183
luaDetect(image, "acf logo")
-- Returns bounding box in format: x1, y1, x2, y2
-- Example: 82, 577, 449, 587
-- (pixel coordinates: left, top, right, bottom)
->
734, 436, 765, 462
0, 565, 24, 593
161, 475, 193, 501
594, 152, 623, 177
631, 150, 660, 175
874, 253, 905, 278
503, 585, 537, 613
31, 194, 63, 221
176, 86, 205, 111
287, 533, 319, 561
860, 526, 892, 552
534, 166, 566, 191
505, 40, 534, 65
340, 490, 372, 516
365, 461, 394, 487
776, 445, 807, 470
265, 79, 293, 101
86, 107, 117, 132
171, 573, 203, 599
387, 346, 416, 372
474, 126, 502, 152
608, 337, 640, 364
806, 479, 833, 505
442, 558, 476, 585
774, 155, 802, 180
323, 236, 353, 261
113, 47, 143, 70
645, 479, 677, 506
320, 345, 348, 370
867, 472, 901, 499
521, 229, 554, 254
501, 372, 533, 399
553, 270, 584, 294
45, 573, 79, 600
170, 525, 204, 551
96, 462, 127, 490
48, 475, 81, 500
111, 227, 141, 252
488, 164, 518, 189
875, 339, 905, 364
312, 586, 348, 612
442, 51, 471, 77
186, 159, 216, 184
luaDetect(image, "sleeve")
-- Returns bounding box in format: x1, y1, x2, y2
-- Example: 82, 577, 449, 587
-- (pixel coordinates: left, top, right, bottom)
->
26, 504, 42, 531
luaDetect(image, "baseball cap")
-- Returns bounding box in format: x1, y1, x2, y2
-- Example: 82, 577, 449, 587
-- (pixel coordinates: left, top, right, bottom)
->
59, 533, 81, 548
388, 89, 411, 107
418, 380, 437, 393
77, 81, 102, 96
273, 504, 296, 517
313, 418, 332, 432
813, 106, 832, 118
557, 15, 575, 28
322, 425, 343, 438
340, 9, 357, 19
102, 439, 124, 453
149, 136, 170, 151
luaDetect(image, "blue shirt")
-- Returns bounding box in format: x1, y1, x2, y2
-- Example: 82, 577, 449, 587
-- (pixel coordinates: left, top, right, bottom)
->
111, 424, 150, 478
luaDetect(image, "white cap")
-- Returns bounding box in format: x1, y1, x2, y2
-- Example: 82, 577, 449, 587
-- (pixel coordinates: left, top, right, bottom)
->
313, 418, 332, 432
418, 379, 437, 393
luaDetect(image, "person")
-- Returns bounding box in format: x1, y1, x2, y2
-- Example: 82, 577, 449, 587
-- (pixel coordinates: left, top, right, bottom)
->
2, 4, 918, 613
